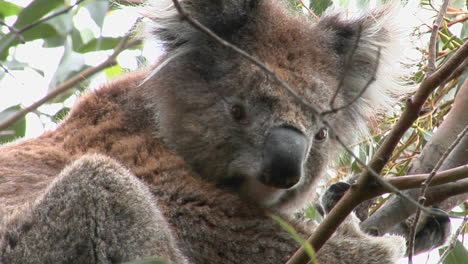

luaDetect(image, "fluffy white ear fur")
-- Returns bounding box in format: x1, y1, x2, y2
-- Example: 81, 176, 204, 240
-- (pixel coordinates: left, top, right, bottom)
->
322, 4, 407, 120
141, 0, 186, 47
141, 0, 407, 126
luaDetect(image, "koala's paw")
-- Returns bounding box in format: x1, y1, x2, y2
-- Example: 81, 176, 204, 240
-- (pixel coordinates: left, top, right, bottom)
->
412, 209, 451, 255
321, 182, 351, 214
390, 208, 451, 255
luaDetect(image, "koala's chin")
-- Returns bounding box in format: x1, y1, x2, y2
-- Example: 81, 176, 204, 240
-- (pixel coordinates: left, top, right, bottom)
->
240, 176, 289, 207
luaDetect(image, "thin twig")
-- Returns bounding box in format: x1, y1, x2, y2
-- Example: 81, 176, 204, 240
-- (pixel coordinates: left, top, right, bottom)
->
18, 0, 86, 34
297, 0, 319, 20
426, 0, 449, 76
0, 19, 25, 43
0, 63, 25, 84
170, 0, 322, 116
323, 47, 381, 115
330, 131, 448, 216
388, 165, 468, 190
0, 37, 141, 131
288, 31, 468, 264
407, 125, 468, 262
328, 25, 363, 109
447, 16, 468, 27
437, 216, 468, 264
443, 59, 468, 86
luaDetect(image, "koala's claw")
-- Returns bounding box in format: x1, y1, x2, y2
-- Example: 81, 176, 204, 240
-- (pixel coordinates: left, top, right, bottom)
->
412, 209, 451, 255
390, 208, 451, 255
321, 182, 351, 214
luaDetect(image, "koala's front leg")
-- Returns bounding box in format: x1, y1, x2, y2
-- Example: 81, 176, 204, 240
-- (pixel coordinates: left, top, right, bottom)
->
388, 208, 451, 255
323, 182, 451, 255
304, 182, 406, 264
0, 154, 185, 264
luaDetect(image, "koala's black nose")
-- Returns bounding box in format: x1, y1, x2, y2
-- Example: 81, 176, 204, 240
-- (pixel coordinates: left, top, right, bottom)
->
259, 126, 308, 189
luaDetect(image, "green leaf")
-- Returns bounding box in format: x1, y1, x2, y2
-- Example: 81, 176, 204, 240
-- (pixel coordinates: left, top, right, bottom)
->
0, 1, 22, 18
461, 21, 468, 40
124, 259, 170, 264
71, 28, 96, 52
105, 64, 125, 78
13, 0, 63, 30
271, 215, 318, 264
3, 60, 28, 71
0, 0, 66, 60
22, 23, 59, 42
309, 0, 333, 17
44, 35, 67, 48
49, 37, 87, 100
84, 0, 110, 28
42, 10, 75, 48
285, 0, 302, 12
450, 0, 466, 9
52, 107, 71, 123
439, 240, 468, 264
0, 105, 26, 144
76, 37, 123, 53
46, 11, 74, 36
0, 33, 18, 61
305, 205, 323, 222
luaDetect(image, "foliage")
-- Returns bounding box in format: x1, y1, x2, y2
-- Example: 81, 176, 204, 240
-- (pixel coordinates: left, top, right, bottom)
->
0, 0, 142, 140
272, 215, 318, 264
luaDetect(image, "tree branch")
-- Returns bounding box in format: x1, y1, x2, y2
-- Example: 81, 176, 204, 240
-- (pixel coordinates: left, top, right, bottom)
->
18, 0, 86, 34
0, 19, 25, 44
426, 0, 449, 76
298, 0, 319, 20
170, 0, 322, 116
0, 37, 141, 132
287, 34, 468, 264
407, 124, 468, 261
361, 78, 468, 236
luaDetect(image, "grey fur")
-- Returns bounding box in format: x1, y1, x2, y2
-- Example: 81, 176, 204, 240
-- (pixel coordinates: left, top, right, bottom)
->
1, 155, 187, 264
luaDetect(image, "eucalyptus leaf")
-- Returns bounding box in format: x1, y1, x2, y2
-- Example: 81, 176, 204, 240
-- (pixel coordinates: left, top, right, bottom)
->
461, 22, 467, 40
105, 64, 125, 78
46, 11, 74, 36
52, 107, 71, 123
0, 0, 22, 18
309, 0, 333, 16
22, 23, 59, 42
0, 105, 26, 144
13, 0, 63, 30
84, 0, 110, 28
76, 37, 124, 53
49, 37, 87, 101
125, 259, 170, 264
439, 240, 468, 264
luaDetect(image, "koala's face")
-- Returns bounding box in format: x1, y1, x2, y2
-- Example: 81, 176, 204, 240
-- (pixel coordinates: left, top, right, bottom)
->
144, 0, 400, 209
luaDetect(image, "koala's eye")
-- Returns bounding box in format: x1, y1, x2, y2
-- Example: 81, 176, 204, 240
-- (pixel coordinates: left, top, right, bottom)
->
230, 104, 247, 122
314, 127, 328, 142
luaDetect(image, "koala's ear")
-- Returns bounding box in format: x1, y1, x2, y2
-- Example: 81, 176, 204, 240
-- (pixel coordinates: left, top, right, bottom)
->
318, 7, 403, 116
143, 0, 259, 50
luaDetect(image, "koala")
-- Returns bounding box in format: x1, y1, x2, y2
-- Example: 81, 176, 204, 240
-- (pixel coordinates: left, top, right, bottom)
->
0, 0, 449, 263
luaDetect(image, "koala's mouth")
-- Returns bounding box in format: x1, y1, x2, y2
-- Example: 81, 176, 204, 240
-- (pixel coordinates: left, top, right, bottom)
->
218, 172, 292, 206
258, 168, 301, 189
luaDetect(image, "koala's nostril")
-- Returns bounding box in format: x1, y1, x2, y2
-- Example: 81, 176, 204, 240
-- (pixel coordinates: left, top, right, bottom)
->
258, 126, 308, 189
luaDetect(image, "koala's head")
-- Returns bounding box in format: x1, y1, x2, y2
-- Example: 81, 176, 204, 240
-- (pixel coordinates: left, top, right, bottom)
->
142, 0, 401, 210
